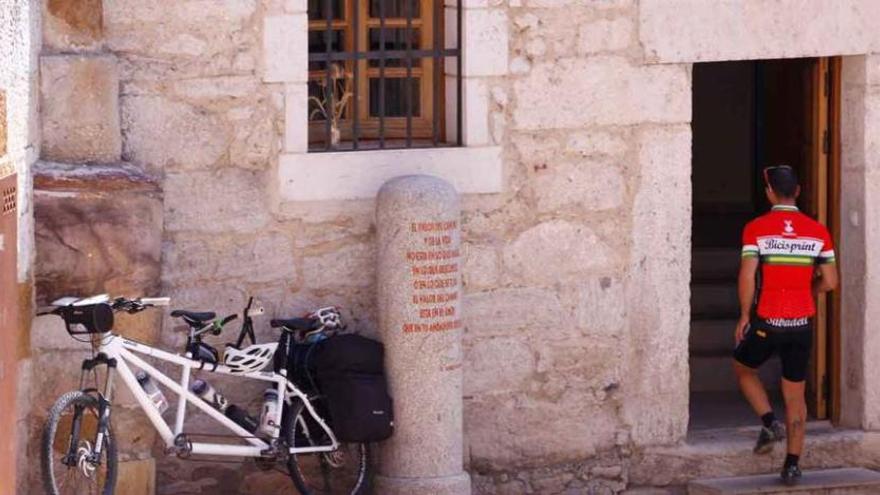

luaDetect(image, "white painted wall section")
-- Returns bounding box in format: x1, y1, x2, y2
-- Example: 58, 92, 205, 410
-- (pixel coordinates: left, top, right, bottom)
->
279, 146, 502, 200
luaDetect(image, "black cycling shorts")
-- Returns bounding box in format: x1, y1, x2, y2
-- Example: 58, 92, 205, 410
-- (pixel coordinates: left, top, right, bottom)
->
733, 318, 813, 382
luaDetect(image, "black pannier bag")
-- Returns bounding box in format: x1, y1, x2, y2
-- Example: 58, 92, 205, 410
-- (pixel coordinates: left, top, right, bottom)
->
313, 334, 394, 443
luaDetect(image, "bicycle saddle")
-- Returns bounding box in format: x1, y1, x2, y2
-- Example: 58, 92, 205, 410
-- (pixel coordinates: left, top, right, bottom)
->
270, 317, 319, 331
171, 310, 216, 326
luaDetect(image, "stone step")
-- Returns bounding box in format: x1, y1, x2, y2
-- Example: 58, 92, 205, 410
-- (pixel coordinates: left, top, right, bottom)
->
630, 422, 866, 486
690, 355, 781, 393
692, 282, 739, 319
690, 319, 738, 355
688, 467, 880, 494
693, 248, 741, 283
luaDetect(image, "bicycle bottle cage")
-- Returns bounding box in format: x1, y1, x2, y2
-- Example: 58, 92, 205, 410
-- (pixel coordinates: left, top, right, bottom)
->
58, 303, 115, 335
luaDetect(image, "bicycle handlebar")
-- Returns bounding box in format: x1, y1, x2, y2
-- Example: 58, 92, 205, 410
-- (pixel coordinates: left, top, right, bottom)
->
111, 297, 171, 314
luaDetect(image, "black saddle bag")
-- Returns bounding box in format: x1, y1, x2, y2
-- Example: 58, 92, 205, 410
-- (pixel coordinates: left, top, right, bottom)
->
314, 334, 394, 443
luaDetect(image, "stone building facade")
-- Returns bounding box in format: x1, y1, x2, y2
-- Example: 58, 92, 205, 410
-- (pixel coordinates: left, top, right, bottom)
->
5, 0, 880, 494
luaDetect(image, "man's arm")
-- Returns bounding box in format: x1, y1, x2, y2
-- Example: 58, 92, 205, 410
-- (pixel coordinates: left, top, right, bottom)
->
736, 257, 759, 344
814, 263, 838, 293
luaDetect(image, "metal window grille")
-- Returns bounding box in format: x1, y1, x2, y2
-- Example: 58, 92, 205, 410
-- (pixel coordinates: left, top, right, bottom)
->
307, 0, 462, 152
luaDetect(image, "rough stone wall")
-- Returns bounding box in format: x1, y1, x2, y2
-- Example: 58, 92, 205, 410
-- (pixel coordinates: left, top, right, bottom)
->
466, 3, 691, 492
24, 1, 880, 495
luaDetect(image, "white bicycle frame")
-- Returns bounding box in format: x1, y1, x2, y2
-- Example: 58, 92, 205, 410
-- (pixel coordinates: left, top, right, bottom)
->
95, 333, 339, 458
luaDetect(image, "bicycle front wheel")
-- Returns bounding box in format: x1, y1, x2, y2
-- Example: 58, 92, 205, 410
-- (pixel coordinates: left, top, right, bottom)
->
285, 400, 370, 495
42, 391, 118, 495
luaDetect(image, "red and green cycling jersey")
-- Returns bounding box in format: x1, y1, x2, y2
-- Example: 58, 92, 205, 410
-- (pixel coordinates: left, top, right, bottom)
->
741, 205, 835, 319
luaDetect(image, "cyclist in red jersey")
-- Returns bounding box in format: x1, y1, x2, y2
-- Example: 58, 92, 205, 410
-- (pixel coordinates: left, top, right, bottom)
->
733, 165, 838, 485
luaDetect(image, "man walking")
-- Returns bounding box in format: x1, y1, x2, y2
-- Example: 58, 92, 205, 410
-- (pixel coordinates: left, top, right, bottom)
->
733, 165, 838, 485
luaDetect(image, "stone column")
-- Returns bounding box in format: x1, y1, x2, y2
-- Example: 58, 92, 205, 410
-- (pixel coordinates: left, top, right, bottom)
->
374, 175, 471, 495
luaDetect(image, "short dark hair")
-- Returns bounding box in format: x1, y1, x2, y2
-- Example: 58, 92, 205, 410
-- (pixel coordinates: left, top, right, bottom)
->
764, 165, 799, 199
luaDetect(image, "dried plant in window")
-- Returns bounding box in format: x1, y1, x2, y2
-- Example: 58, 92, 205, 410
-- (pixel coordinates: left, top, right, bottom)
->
309, 63, 353, 148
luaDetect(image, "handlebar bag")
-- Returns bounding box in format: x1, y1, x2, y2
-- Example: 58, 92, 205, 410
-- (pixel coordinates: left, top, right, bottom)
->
59, 303, 114, 334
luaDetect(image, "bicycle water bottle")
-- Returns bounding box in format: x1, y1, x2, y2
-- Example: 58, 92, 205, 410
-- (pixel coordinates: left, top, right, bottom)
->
258, 389, 279, 437
191, 379, 258, 433
190, 379, 229, 412
136, 371, 169, 414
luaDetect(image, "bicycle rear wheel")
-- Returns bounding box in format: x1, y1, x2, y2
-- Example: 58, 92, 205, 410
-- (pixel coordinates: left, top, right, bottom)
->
42, 391, 117, 495
284, 400, 370, 495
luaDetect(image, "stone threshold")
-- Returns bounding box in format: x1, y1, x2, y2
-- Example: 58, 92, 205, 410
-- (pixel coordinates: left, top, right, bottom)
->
629, 422, 880, 487
689, 467, 880, 494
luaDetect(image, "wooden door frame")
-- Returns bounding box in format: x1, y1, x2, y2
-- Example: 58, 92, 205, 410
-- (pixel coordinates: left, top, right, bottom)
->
828, 56, 843, 424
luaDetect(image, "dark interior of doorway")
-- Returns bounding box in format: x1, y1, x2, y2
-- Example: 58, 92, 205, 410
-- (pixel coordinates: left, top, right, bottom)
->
689, 58, 821, 431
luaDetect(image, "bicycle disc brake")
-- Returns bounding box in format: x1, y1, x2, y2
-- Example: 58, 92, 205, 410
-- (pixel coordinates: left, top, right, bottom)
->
76, 441, 97, 478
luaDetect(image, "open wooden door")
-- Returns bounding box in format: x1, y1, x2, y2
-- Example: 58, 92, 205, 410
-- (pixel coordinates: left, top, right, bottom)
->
759, 56, 841, 419
804, 57, 841, 420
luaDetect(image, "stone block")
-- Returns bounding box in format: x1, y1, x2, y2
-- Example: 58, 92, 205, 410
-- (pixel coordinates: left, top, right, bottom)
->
465, 391, 619, 466
40, 55, 122, 163
113, 406, 159, 457
163, 231, 297, 286
262, 14, 308, 82
43, 0, 103, 51
528, 158, 624, 213
502, 220, 615, 285
104, 0, 258, 63
26, 350, 93, 420
566, 276, 626, 336
566, 129, 630, 158
463, 335, 535, 396
577, 17, 633, 54
639, 0, 880, 64
163, 169, 270, 233
33, 163, 163, 307
461, 243, 499, 291
116, 458, 156, 495
513, 56, 690, 130
463, 287, 565, 338
460, 9, 508, 77
621, 124, 692, 446
535, 337, 622, 392
121, 95, 229, 171
31, 314, 94, 351
301, 242, 375, 289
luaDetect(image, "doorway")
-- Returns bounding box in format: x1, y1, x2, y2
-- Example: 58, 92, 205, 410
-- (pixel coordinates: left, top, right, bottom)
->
689, 57, 841, 430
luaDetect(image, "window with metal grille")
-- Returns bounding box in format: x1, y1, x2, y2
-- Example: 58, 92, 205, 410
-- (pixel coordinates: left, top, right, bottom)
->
307, 0, 461, 152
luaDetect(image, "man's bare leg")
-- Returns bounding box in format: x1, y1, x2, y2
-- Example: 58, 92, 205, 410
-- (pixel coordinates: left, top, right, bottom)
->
781, 378, 806, 456
780, 377, 806, 484
734, 361, 772, 416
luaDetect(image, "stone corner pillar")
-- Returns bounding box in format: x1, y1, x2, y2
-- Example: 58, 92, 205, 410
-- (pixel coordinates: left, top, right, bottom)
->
374, 175, 471, 495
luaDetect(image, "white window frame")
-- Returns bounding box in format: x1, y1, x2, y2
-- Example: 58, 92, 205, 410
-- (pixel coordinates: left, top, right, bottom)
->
263, 1, 506, 201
